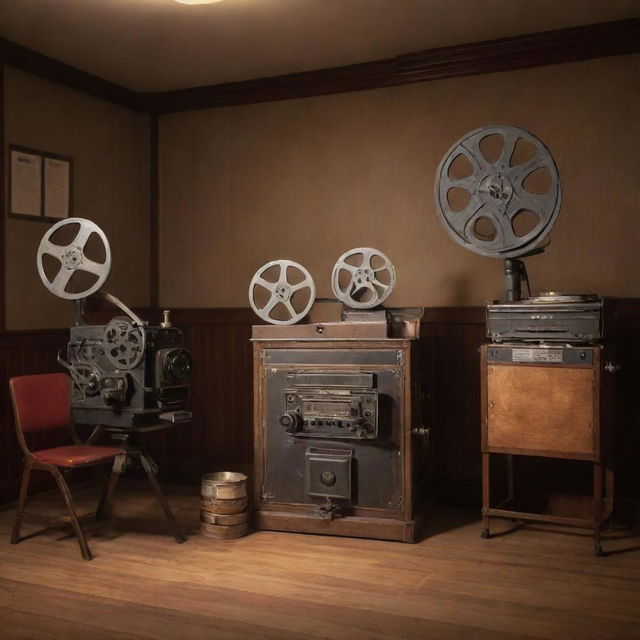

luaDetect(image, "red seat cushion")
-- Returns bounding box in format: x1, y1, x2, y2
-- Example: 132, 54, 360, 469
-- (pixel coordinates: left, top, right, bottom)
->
33, 445, 121, 467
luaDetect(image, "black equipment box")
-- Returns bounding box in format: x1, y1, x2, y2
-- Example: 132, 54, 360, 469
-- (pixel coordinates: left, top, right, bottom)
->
68, 318, 192, 428
486, 294, 603, 343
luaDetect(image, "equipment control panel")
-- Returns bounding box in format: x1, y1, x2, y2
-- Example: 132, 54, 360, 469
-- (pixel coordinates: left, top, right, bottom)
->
279, 371, 378, 439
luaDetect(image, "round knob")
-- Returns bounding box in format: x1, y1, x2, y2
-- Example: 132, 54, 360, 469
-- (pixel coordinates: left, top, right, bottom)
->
279, 412, 302, 433
320, 470, 336, 487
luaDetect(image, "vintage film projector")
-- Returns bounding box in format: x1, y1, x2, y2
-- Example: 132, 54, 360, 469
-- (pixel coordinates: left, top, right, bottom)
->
249, 249, 429, 542
37, 218, 192, 429
37, 217, 193, 543
435, 125, 615, 554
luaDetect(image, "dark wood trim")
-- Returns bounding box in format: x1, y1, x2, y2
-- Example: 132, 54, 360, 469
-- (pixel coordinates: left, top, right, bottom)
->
424, 306, 484, 324
0, 37, 147, 112
0, 64, 5, 331
150, 114, 159, 308
170, 307, 256, 325
2, 19, 639, 116
0, 329, 67, 349
148, 18, 640, 114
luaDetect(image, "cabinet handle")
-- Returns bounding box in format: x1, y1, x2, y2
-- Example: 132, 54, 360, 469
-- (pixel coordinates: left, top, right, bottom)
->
604, 362, 621, 374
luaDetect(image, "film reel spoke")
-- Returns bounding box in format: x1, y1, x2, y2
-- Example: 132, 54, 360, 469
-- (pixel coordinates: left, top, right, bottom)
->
461, 139, 492, 175
435, 125, 561, 258
291, 278, 313, 293
52, 267, 74, 292
37, 218, 112, 300
508, 154, 544, 185
447, 199, 484, 237
70, 224, 95, 250
78, 257, 108, 277
249, 260, 316, 325
498, 129, 519, 169
254, 277, 276, 293
40, 241, 66, 261
283, 301, 297, 320
371, 278, 389, 291
331, 248, 396, 309
261, 296, 279, 316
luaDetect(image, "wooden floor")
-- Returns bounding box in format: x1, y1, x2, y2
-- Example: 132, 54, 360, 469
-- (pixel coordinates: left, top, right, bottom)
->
0, 481, 639, 640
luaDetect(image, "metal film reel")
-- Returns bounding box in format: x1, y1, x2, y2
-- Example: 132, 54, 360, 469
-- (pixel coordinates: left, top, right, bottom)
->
37, 218, 112, 299
331, 248, 396, 309
249, 260, 316, 325
104, 316, 145, 370
435, 125, 561, 258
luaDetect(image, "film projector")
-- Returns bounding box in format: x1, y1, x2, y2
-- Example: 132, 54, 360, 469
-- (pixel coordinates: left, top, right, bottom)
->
249, 249, 430, 542
435, 125, 615, 554
37, 217, 192, 543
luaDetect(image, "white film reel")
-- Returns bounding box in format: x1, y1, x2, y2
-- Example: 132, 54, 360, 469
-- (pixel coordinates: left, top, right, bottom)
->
37, 218, 112, 299
249, 260, 316, 325
331, 247, 396, 309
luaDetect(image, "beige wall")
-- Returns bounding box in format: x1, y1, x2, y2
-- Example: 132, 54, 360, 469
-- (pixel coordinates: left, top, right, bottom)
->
159, 54, 640, 310
4, 66, 150, 330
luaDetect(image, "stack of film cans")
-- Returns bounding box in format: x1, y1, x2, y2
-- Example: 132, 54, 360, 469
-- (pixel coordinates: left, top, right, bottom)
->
200, 472, 249, 539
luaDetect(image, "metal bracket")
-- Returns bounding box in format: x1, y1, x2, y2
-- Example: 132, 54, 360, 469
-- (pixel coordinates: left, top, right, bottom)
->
313, 497, 343, 520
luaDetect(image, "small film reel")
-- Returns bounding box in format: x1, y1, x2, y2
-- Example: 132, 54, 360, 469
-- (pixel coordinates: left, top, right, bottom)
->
37, 218, 112, 299
249, 260, 316, 325
331, 248, 396, 309
104, 316, 145, 370
435, 125, 561, 258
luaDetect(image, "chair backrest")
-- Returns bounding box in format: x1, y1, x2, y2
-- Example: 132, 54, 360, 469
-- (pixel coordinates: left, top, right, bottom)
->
10, 373, 71, 434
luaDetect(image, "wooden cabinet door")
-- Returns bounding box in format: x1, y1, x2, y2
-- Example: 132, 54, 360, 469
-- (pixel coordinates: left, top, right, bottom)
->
486, 364, 595, 457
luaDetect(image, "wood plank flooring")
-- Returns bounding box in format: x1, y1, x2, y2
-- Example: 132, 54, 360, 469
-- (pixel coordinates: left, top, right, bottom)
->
0, 481, 638, 639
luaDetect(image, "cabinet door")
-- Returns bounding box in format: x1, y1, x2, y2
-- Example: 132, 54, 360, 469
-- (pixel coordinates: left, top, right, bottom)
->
486, 364, 595, 456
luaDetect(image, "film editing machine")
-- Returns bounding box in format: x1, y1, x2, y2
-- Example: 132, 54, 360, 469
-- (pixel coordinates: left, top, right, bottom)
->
435, 125, 615, 554
249, 249, 429, 542
37, 218, 192, 543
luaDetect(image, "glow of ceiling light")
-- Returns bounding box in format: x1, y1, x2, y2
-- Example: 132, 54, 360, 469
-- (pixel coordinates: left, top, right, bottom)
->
174, 0, 225, 4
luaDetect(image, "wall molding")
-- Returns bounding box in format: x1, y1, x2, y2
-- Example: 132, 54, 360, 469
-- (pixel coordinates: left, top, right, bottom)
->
0, 37, 147, 112
1, 18, 639, 116
148, 18, 640, 113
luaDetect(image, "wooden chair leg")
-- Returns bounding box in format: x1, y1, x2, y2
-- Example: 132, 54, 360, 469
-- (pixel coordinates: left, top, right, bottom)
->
11, 460, 32, 544
51, 468, 93, 561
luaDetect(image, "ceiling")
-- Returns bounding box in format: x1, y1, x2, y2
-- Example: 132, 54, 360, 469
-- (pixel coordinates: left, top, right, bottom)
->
1, 0, 639, 92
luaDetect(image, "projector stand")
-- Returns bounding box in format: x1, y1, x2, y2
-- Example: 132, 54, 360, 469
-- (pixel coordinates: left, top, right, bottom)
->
96, 429, 186, 544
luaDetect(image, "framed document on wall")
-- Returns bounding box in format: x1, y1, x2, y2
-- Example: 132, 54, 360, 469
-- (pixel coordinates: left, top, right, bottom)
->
10, 145, 72, 221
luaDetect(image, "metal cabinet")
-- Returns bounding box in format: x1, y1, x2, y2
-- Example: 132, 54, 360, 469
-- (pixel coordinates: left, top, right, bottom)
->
252, 337, 430, 542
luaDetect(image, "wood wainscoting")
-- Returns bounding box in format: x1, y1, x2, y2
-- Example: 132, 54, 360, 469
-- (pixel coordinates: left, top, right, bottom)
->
1, 303, 638, 508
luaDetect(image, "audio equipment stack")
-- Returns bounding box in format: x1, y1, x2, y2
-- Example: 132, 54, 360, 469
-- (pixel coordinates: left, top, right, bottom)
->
435, 125, 617, 555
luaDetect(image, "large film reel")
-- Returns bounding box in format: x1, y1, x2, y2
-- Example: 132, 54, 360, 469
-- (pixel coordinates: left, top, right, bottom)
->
331, 247, 396, 309
37, 218, 111, 299
435, 125, 561, 258
249, 260, 316, 325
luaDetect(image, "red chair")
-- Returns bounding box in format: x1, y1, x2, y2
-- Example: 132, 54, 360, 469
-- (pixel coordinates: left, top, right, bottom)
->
9, 373, 121, 560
